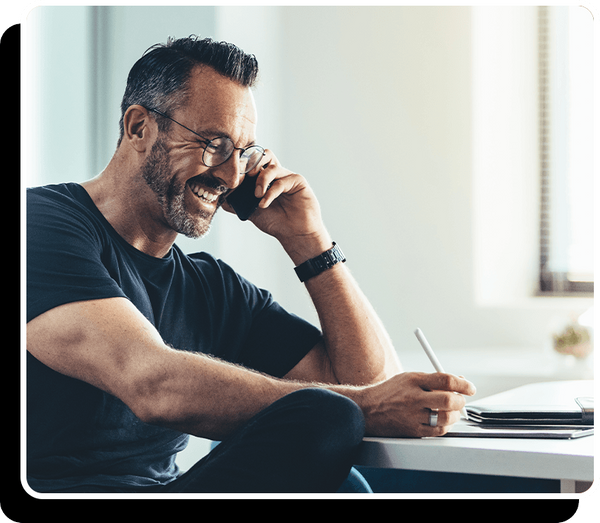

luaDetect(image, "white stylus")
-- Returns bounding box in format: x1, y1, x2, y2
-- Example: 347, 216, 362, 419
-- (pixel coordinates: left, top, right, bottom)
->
414, 328, 469, 419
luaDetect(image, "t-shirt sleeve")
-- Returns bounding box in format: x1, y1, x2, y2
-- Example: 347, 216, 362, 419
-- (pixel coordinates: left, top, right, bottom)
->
243, 300, 323, 378
214, 259, 323, 378
26, 187, 127, 322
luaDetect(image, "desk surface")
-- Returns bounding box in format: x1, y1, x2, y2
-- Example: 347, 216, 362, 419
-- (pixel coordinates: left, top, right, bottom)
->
355, 381, 594, 483
357, 431, 593, 482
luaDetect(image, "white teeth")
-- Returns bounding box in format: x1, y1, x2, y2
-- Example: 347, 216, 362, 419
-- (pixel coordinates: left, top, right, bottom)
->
189, 182, 218, 203
200, 190, 218, 203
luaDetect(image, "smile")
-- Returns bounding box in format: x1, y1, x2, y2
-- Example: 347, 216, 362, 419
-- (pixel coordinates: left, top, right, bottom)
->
188, 179, 220, 204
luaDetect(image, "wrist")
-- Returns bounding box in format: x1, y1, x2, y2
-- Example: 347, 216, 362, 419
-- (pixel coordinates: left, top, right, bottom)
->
332, 384, 375, 433
294, 242, 346, 283
280, 231, 334, 266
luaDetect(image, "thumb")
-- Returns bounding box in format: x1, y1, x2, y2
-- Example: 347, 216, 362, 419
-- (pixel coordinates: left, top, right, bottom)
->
423, 372, 476, 396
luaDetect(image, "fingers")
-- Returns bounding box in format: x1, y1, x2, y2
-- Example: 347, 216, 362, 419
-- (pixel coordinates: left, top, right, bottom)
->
248, 149, 277, 196
419, 372, 476, 397
411, 372, 474, 437
250, 149, 299, 205
411, 405, 461, 438
422, 389, 467, 412
361, 372, 473, 438
421, 408, 461, 429
258, 175, 302, 209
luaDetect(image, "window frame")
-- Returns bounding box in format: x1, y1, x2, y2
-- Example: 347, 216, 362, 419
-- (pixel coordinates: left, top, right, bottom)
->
537, 6, 594, 297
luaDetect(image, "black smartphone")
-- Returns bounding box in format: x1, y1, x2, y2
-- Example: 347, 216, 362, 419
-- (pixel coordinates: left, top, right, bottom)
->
226, 175, 261, 221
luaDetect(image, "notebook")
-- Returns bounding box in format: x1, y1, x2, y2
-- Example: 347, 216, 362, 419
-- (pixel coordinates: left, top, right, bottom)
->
466, 396, 593, 425
444, 380, 594, 439
444, 419, 593, 439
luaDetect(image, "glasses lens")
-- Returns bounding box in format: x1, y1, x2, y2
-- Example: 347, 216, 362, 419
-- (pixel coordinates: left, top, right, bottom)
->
240, 146, 265, 174
202, 138, 265, 173
203, 137, 234, 167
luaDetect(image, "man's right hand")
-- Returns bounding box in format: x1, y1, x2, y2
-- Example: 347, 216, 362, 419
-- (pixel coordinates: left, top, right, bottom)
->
348, 372, 476, 438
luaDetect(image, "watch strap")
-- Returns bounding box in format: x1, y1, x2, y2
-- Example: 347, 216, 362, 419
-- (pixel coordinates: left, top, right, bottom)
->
294, 242, 346, 282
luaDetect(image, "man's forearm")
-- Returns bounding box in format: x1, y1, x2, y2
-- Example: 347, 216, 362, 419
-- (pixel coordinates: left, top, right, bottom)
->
132, 346, 476, 440
141, 348, 305, 440
28, 294, 470, 446
281, 234, 402, 386
243, 161, 401, 387
28, 298, 313, 442
149, 352, 475, 440
304, 263, 401, 385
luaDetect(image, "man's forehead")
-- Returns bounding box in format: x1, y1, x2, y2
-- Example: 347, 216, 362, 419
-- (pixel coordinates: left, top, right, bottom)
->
174, 65, 257, 139
184, 66, 255, 113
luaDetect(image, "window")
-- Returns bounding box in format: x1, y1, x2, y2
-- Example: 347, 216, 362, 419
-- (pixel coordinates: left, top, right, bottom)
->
538, 6, 594, 295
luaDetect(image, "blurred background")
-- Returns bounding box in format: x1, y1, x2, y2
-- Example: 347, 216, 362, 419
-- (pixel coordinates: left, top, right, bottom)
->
22, 6, 594, 468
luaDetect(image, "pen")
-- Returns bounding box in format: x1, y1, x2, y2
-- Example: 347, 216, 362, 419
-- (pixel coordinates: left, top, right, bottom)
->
414, 328, 469, 420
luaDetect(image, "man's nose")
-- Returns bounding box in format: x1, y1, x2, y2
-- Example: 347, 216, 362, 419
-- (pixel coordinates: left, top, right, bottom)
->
211, 153, 243, 190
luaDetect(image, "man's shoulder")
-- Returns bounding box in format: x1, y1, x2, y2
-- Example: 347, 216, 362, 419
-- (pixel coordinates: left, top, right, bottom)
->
27, 182, 92, 216
27, 182, 106, 244
28, 182, 83, 204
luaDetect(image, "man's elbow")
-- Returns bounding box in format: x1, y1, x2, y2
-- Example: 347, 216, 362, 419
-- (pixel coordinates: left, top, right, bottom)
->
125, 374, 214, 437
129, 387, 226, 441
361, 358, 403, 386
121, 371, 180, 426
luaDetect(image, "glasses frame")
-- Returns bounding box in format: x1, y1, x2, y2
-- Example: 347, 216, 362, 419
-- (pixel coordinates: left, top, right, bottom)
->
144, 107, 265, 174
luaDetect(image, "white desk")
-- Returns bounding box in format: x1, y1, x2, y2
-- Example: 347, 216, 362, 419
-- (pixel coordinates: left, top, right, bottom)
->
355, 381, 594, 493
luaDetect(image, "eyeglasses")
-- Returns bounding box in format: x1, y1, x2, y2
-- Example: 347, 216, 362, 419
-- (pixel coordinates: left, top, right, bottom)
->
145, 107, 265, 174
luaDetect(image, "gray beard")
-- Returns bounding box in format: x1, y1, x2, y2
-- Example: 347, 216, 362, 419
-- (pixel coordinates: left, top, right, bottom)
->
141, 137, 216, 239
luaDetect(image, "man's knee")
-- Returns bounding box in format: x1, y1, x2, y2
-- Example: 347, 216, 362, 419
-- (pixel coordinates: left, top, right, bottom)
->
177, 388, 366, 493
282, 388, 365, 454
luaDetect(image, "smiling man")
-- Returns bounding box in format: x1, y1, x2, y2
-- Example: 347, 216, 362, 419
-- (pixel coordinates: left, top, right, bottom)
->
26, 37, 474, 494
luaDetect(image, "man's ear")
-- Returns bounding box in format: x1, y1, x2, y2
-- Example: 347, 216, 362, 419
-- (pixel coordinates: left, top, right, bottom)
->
122, 105, 156, 152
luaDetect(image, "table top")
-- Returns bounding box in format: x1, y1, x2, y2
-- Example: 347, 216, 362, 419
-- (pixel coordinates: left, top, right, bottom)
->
355, 381, 594, 482
357, 432, 593, 481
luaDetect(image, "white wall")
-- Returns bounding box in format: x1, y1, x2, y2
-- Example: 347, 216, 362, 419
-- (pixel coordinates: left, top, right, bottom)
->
23, 7, 91, 187
273, 7, 592, 353
277, 7, 479, 349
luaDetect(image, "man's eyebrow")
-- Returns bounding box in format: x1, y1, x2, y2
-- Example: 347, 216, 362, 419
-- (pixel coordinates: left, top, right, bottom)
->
196, 127, 257, 148
148, 107, 256, 147
194, 127, 231, 140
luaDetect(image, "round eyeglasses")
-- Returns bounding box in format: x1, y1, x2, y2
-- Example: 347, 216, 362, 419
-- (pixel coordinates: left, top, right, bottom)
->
145, 107, 265, 174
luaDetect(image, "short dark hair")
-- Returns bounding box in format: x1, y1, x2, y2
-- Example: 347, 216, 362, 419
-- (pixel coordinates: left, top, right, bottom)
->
117, 36, 259, 145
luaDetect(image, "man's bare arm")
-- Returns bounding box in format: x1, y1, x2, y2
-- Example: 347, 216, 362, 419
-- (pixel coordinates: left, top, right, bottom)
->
290, 259, 402, 385
233, 151, 402, 386
28, 297, 475, 440
26, 297, 299, 441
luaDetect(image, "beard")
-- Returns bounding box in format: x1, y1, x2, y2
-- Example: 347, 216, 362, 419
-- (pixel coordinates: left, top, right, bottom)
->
141, 137, 220, 239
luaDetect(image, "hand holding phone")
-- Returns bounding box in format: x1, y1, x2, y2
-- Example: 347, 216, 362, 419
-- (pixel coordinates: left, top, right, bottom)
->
223, 152, 329, 257
225, 174, 261, 221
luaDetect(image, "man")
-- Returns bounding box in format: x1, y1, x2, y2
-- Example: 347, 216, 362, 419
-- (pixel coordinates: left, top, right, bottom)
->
27, 36, 475, 493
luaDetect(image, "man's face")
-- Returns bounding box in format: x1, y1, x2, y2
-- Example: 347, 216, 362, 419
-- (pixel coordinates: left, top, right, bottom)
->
141, 66, 258, 239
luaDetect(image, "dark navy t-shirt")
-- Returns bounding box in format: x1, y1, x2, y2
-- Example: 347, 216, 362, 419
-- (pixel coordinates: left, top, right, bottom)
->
26, 183, 321, 493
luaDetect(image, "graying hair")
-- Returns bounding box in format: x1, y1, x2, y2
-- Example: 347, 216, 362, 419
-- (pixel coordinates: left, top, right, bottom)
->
117, 36, 259, 146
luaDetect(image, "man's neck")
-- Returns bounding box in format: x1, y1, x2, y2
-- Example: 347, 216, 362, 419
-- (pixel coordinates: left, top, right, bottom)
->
81, 161, 178, 259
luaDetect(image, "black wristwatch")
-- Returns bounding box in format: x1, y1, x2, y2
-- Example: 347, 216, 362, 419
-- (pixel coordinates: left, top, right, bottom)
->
294, 242, 346, 282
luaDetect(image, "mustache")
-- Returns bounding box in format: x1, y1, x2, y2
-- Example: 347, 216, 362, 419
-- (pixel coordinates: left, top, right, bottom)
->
187, 173, 229, 195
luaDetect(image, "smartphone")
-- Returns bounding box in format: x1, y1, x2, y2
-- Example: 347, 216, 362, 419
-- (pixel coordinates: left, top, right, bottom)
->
226, 175, 261, 221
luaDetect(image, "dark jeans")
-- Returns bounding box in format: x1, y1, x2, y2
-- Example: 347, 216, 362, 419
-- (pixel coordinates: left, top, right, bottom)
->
57, 388, 366, 494
159, 388, 365, 493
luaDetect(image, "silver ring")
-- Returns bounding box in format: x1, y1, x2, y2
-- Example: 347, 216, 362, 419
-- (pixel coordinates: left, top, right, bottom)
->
429, 410, 438, 427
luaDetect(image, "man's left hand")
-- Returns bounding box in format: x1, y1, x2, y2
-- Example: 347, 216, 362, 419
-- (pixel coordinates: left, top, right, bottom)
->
222, 149, 332, 262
